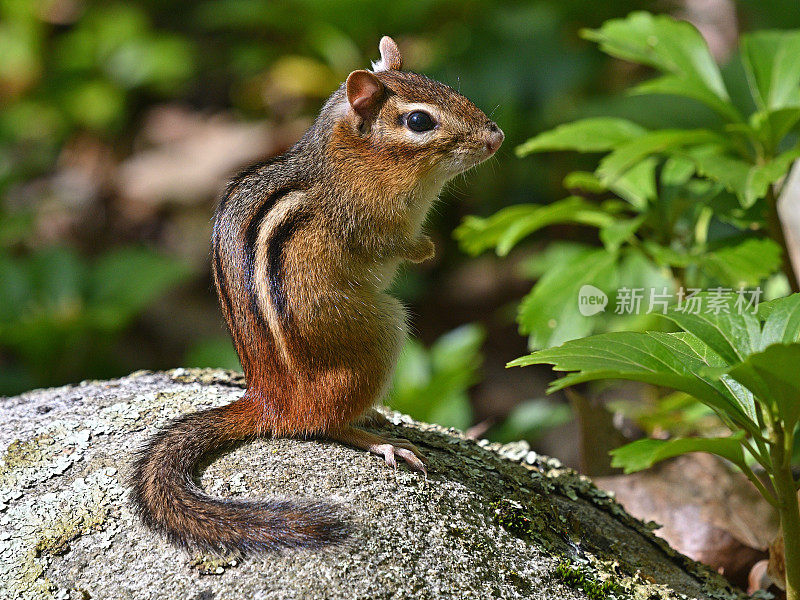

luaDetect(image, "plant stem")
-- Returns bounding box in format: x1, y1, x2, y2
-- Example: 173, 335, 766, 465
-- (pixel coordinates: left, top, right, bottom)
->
743, 432, 771, 472
741, 461, 779, 507
771, 426, 800, 600
767, 185, 800, 293
776, 470, 800, 600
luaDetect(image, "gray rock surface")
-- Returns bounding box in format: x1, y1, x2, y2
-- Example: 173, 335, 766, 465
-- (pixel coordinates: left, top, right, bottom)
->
0, 369, 748, 600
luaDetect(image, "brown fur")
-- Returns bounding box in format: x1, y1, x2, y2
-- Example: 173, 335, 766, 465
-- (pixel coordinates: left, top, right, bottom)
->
130, 36, 503, 553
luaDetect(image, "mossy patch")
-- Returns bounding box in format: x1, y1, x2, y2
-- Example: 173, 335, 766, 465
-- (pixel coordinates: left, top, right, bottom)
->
492, 499, 534, 537
35, 502, 111, 557
489, 496, 567, 555
190, 551, 240, 575
9, 551, 52, 598
0, 434, 55, 475
556, 561, 626, 600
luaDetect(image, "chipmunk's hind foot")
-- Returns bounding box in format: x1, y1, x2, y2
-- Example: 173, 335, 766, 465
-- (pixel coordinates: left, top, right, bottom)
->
329, 426, 428, 475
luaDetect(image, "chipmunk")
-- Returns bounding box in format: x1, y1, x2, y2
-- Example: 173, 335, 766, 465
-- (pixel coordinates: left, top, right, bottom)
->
131, 36, 503, 553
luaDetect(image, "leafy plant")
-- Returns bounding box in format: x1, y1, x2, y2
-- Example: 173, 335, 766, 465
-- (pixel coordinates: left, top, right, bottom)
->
0, 246, 191, 395
456, 13, 800, 351
514, 292, 800, 598
555, 560, 624, 600
608, 390, 720, 438
490, 398, 572, 443
386, 324, 485, 430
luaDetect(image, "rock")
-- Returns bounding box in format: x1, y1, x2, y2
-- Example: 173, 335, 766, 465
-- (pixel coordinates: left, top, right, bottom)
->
0, 369, 747, 600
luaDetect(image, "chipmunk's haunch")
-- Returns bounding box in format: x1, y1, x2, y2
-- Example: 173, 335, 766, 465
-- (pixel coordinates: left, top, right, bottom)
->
131, 36, 503, 552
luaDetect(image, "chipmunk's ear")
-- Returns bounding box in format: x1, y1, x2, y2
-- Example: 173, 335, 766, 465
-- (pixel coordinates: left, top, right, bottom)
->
372, 36, 402, 72
346, 69, 385, 122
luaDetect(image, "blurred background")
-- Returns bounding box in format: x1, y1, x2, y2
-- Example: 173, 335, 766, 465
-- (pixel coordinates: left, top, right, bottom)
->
3, 0, 799, 591
2, 0, 798, 457
0, 0, 800, 446
1, 0, 798, 452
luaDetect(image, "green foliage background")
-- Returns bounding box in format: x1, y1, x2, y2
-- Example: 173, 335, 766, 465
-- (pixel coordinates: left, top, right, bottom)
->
1, 0, 798, 432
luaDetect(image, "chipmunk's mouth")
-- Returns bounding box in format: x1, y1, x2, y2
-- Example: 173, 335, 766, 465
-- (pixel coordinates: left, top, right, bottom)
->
445, 126, 504, 174
446, 146, 498, 174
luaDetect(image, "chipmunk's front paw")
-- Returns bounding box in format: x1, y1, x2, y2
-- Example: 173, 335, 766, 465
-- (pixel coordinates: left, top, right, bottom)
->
328, 426, 428, 474
403, 235, 435, 263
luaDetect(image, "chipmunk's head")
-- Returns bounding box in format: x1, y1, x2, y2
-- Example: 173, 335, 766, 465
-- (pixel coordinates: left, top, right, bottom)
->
330, 36, 503, 186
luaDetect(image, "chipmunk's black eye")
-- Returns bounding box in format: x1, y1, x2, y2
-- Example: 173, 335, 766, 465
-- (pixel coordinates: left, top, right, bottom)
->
406, 111, 435, 132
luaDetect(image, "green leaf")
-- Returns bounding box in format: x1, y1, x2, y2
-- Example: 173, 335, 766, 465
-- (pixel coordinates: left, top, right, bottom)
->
660, 156, 696, 187
616, 248, 674, 299
653, 331, 758, 425
740, 30, 800, 110
495, 197, 615, 256
517, 248, 618, 349
700, 238, 782, 288
686, 145, 800, 207
563, 164, 656, 211
631, 74, 741, 122
752, 146, 800, 196
686, 147, 752, 204
63, 79, 126, 130
563, 171, 607, 195
642, 240, 691, 268
760, 294, 800, 346
750, 108, 800, 149
454, 197, 616, 257
610, 433, 747, 474
426, 394, 473, 432
518, 242, 592, 280
597, 129, 722, 185
455, 205, 542, 256
389, 339, 431, 403
516, 117, 646, 157
661, 294, 762, 365
430, 324, 485, 375
749, 146, 800, 203
583, 12, 734, 114
510, 331, 759, 434
600, 215, 646, 252
609, 157, 657, 209
725, 343, 800, 432
517, 248, 671, 350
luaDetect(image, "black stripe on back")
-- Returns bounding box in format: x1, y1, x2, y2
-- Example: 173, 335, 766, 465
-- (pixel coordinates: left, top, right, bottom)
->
244, 186, 301, 325
268, 210, 312, 319
212, 200, 242, 362
213, 244, 238, 334
212, 155, 292, 377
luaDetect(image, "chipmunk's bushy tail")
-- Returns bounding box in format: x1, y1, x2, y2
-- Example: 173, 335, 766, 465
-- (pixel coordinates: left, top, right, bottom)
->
130, 398, 347, 553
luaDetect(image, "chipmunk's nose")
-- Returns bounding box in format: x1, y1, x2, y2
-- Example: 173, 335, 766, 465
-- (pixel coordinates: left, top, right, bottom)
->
486, 122, 504, 154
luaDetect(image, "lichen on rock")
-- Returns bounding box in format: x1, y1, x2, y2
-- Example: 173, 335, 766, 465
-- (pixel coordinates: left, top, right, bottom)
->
0, 369, 748, 600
